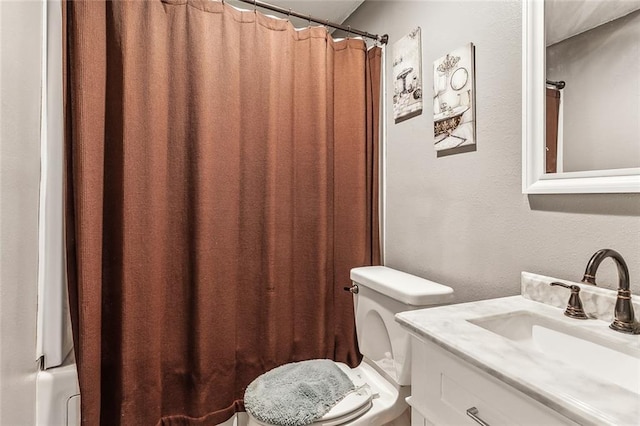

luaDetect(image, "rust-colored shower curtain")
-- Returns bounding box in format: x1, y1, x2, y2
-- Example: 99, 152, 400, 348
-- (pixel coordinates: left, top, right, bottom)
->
546, 88, 561, 173
63, 1, 381, 424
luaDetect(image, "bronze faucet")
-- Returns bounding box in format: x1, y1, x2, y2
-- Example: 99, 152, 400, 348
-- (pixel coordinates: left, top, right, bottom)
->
582, 249, 640, 334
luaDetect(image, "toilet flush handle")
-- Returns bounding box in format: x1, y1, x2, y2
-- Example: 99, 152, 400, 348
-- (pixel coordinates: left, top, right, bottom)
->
343, 284, 359, 294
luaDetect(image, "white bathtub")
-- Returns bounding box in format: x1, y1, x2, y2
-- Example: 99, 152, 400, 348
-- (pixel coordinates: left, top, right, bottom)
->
36, 353, 80, 426
34, 355, 247, 426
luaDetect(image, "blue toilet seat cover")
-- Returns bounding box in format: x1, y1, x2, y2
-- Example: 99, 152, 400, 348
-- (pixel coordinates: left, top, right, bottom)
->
244, 359, 356, 426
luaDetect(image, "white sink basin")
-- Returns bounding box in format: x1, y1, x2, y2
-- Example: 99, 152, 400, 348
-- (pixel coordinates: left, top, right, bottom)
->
468, 311, 640, 395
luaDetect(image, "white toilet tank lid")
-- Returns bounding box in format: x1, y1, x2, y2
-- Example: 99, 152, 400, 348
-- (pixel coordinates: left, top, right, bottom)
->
350, 266, 454, 306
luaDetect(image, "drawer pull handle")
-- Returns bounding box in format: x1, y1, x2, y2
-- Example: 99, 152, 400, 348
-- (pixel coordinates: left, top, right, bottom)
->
466, 407, 490, 426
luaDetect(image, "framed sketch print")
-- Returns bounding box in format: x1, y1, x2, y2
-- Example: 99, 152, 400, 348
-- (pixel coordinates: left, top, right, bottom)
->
392, 27, 423, 123
433, 43, 476, 156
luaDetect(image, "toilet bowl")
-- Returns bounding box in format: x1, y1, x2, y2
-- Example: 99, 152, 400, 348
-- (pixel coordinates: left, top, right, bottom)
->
245, 266, 454, 426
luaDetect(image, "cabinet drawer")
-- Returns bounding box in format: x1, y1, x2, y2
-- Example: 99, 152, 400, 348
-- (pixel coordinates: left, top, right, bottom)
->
411, 337, 577, 426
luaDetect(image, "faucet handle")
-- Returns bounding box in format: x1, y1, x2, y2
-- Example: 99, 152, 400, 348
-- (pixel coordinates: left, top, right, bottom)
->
550, 282, 577, 291
550, 282, 588, 319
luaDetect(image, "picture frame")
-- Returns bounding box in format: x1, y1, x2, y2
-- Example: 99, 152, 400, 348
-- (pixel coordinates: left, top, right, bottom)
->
433, 43, 476, 156
392, 27, 423, 123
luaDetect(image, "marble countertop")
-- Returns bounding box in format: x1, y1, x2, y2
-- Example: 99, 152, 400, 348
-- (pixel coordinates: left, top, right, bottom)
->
396, 294, 640, 426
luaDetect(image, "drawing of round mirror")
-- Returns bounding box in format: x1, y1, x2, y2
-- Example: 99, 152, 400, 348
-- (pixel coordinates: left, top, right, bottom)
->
450, 67, 469, 91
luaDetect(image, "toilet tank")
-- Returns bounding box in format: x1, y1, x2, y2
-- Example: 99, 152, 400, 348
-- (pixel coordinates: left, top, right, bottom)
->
350, 266, 454, 386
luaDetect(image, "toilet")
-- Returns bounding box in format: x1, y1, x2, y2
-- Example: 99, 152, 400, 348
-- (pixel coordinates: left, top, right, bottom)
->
246, 265, 454, 426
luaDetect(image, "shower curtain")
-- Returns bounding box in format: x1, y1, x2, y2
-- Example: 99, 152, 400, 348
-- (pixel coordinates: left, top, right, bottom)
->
546, 88, 561, 173
63, 1, 381, 425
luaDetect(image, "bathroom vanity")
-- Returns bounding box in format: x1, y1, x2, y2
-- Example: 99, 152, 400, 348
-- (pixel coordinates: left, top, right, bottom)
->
407, 337, 575, 426
396, 272, 640, 426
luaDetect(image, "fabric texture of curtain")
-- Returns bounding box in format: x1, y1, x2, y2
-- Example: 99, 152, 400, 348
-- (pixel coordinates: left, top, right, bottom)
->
63, 1, 381, 424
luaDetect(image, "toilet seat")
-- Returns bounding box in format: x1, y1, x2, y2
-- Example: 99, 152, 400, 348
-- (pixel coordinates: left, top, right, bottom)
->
246, 362, 374, 426
317, 363, 373, 426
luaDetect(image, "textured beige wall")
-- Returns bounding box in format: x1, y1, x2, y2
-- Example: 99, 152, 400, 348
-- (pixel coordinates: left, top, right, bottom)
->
344, 1, 640, 303
0, 0, 42, 423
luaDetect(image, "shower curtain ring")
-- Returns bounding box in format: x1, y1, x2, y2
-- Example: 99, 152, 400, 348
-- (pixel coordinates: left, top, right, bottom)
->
308, 14, 312, 27
347, 25, 351, 39
287, 8, 292, 17
253, 0, 257, 12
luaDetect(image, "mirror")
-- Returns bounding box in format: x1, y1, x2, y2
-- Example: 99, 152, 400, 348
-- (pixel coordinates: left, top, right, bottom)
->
522, 0, 640, 193
545, 0, 640, 174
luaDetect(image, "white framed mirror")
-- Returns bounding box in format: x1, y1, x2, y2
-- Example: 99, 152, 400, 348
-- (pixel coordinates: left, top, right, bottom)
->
522, 0, 640, 194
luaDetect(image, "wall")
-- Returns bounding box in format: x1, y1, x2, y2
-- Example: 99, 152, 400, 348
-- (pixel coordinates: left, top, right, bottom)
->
0, 0, 43, 423
343, 1, 640, 303
547, 9, 640, 172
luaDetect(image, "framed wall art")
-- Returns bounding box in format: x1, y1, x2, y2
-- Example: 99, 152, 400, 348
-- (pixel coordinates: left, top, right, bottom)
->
392, 27, 423, 123
433, 42, 476, 156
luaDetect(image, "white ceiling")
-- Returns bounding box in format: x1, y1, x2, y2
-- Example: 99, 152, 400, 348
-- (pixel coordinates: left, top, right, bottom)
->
226, 0, 364, 30
545, 0, 640, 45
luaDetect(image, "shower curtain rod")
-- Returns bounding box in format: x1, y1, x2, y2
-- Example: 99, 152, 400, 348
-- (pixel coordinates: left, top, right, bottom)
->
546, 79, 566, 89
233, 0, 389, 44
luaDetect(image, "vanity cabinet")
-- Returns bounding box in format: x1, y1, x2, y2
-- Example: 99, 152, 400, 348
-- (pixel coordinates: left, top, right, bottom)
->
407, 336, 578, 426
